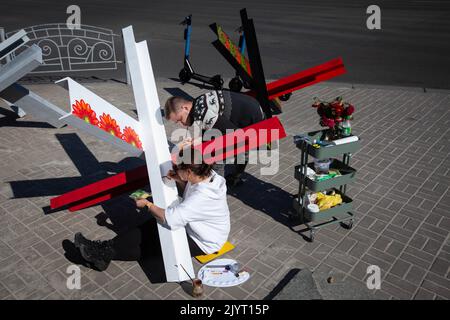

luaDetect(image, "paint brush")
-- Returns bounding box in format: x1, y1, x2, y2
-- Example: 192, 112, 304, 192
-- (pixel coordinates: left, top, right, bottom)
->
178, 264, 194, 283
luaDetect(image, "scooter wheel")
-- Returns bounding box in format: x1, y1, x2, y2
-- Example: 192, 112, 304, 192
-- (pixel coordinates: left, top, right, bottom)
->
229, 77, 243, 92
279, 93, 292, 101
179, 68, 191, 83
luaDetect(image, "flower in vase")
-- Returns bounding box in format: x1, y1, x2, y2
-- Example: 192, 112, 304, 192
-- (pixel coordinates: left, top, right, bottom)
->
320, 117, 335, 128
344, 104, 355, 117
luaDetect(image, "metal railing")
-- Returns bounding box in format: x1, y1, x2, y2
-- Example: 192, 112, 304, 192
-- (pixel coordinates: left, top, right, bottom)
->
3, 23, 122, 74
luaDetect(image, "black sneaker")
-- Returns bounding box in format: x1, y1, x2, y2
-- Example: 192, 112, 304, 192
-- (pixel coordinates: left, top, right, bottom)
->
79, 241, 115, 272
74, 232, 94, 249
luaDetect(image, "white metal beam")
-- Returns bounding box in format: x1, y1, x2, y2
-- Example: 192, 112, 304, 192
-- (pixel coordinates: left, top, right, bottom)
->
0, 29, 29, 60
122, 25, 194, 282
0, 44, 42, 93
0, 83, 66, 128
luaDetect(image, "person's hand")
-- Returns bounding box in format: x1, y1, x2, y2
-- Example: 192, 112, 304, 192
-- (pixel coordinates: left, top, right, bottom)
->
135, 198, 151, 209
177, 137, 193, 150
167, 169, 181, 183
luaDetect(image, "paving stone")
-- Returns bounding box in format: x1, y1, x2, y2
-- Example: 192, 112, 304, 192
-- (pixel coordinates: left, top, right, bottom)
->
414, 288, 435, 300
421, 278, 450, 299
3, 271, 29, 296
292, 251, 321, 270
430, 258, 449, 278
32, 241, 55, 257
349, 241, 370, 259
390, 259, 411, 278
409, 234, 428, 250
110, 279, 142, 300
272, 269, 322, 300
324, 251, 359, 273
89, 289, 114, 300
381, 281, 414, 300
0, 283, 12, 299
361, 254, 392, 272
404, 245, 435, 263
372, 236, 392, 252
350, 260, 371, 281
134, 285, 161, 300
311, 244, 334, 261
384, 274, 417, 295
373, 289, 392, 300
405, 266, 427, 286
335, 237, 357, 253
385, 240, 405, 257
207, 288, 234, 300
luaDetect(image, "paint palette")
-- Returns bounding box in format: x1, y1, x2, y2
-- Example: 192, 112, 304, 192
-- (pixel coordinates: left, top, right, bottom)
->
198, 258, 250, 287
130, 190, 151, 200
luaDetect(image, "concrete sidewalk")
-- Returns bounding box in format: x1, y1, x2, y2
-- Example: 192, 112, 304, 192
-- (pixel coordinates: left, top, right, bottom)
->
0, 79, 449, 300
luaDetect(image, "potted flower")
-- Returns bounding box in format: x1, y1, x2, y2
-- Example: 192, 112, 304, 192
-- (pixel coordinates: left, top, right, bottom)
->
312, 96, 355, 140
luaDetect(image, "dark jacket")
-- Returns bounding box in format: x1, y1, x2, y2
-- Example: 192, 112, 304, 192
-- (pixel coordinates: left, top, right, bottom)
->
187, 90, 265, 134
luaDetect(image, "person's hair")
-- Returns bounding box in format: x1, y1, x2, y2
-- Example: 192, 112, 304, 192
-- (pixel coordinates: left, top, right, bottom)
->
164, 96, 191, 120
174, 147, 213, 178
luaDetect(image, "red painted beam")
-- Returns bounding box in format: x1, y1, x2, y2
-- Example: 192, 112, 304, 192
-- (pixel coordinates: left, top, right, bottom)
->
50, 165, 148, 210
266, 57, 346, 100
50, 117, 287, 211
68, 177, 149, 211
244, 58, 346, 101
191, 116, 286, 164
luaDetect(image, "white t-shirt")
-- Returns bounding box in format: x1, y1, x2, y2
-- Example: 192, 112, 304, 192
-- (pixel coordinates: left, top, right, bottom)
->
165, 171, 230, 254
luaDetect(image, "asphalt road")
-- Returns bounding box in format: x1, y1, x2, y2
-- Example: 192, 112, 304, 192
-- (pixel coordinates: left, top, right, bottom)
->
1, 0, 450, 88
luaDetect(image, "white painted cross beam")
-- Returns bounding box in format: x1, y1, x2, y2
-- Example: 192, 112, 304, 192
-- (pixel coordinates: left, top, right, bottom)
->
122, 25, 194, 282
0, 31, 35, 118
0, 45, 42, 93
0, 83, 67, 128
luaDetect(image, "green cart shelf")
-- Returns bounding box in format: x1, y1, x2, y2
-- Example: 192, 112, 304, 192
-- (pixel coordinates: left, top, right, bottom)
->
294, 159, 356, 192
292, 129, 360, 242
295, 129, 360, 160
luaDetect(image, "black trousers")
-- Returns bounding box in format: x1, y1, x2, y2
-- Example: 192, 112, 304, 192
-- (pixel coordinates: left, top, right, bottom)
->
111, 218, 204, 261
221, 91, 263, 178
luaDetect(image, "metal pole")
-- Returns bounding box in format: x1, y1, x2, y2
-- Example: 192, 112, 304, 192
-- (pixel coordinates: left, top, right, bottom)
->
123, 32, 131, 86
0, 27, 3, 66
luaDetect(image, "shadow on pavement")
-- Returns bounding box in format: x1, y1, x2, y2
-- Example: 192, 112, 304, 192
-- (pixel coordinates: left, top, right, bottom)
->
227, 172, 297, 228
8, 133, 144, 199
163, 87, 194, 100
168, 77, 218, 92
0, 106, 55, 129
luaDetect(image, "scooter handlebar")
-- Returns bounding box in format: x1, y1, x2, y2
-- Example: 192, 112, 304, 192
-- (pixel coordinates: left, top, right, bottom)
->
179, 14, 192, 25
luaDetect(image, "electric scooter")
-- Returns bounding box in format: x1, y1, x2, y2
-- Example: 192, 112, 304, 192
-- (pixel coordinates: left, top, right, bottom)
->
228, 26, 291, 101
178, 15, 224, 89
228, 26, 251, 93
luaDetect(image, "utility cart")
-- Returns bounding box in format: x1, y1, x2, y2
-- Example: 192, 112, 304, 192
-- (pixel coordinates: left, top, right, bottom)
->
292, 129, 360, 242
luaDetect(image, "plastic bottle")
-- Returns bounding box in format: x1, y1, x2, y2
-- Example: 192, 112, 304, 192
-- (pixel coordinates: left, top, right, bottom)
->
341, 116, 352, 137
